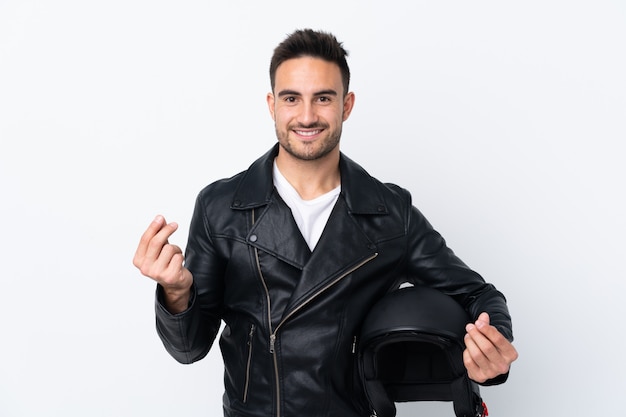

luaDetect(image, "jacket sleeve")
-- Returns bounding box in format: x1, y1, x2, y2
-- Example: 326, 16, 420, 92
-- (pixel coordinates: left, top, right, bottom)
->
155, 191, 224, 364
403, 193, 514, 385
398, 187, 513, 385
404, 200, 513, 340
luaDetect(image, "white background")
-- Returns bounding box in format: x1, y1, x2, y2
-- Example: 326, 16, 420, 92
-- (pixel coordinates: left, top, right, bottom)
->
1, 1, 625, 416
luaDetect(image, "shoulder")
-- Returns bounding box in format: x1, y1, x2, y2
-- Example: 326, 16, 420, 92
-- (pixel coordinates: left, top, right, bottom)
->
194, 170, 246, 211
340, 153, 413, 214
195, 145, 278, 210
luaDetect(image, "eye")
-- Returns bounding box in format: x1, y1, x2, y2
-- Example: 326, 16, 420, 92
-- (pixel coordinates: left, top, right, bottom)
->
317, 96, 332, 103
283, 96, 298, 103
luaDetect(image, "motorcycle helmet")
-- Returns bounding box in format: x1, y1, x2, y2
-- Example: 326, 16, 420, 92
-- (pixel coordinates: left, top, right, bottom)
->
357, 285, 486, 417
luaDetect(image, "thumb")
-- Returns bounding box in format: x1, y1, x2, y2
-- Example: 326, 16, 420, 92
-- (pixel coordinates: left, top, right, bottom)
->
476, 312, 490, 327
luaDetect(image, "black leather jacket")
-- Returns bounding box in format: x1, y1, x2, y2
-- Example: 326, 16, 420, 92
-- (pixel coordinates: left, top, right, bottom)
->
155, 145, 513, 417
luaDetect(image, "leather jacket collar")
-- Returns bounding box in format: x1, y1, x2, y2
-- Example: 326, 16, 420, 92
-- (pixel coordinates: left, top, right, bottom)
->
230, 144, 389, 215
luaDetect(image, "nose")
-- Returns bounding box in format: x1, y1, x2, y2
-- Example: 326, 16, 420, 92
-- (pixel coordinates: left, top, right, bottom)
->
297, 101, 318, 127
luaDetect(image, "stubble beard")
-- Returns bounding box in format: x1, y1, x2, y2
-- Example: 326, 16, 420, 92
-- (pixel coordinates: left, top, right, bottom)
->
275, 124, 342, 161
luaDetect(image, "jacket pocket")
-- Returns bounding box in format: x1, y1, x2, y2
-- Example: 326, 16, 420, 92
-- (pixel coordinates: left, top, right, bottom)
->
242, 323, 256, 403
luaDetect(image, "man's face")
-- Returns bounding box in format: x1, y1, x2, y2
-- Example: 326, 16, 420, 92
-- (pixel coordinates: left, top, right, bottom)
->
267, 56, 355, 161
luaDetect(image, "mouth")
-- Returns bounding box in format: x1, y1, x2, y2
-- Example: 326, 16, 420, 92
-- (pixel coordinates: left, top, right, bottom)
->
293, 129, 323, 137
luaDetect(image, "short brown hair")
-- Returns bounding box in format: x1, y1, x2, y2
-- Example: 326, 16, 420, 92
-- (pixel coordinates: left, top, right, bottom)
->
269, 29, 350, 95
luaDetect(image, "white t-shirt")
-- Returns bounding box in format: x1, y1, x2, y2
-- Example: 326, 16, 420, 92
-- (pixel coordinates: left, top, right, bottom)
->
273, 160, 341, 251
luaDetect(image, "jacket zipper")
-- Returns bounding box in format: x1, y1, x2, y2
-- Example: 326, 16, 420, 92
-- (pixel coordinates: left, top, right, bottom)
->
242, 323, 256, 403
252, 209, 281, 415
255, 246, 378, 417
269, 252, 379, 349
253, 247, 279, 415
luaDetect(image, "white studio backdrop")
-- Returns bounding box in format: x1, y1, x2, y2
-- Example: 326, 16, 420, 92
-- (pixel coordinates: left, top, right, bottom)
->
1, 1, 625, 416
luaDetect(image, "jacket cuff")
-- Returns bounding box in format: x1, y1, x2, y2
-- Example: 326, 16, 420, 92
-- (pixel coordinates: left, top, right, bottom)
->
479, 371, 509, 386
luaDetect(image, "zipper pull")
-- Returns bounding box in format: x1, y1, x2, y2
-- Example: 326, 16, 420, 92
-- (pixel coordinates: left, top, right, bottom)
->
352, 336, 357, 354
269, 334, 276, 354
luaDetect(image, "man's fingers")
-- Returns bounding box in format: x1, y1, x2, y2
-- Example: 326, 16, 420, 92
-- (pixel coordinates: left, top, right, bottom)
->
464, 327, 491, 376
464, 317, 519, 382
150, 244, 184, 282
473, 319, 519, 361
462, 339, 484, 382
477, 311, 490, 325
144, 221, 179, 261
133, 215, 167, 266
163, 252, 186, 284
133, 215, 182, 279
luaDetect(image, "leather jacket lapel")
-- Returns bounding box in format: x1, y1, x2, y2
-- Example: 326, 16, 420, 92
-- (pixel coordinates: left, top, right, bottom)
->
281, 195, 378, 320
248, 193, 312, 270
234, 144, 387, 324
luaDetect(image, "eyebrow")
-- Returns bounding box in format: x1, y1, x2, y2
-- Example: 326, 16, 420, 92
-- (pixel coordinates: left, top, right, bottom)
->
277, 89, 339, 98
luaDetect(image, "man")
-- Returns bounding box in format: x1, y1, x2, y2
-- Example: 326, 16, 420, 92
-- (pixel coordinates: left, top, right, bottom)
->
133, 29, 518, 417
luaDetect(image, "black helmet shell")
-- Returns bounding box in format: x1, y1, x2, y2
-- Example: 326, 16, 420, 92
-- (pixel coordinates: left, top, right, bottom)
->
357, 285, 484, 417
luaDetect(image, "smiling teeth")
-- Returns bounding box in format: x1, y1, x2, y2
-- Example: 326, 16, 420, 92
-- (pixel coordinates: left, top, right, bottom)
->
296, 130, 320, 136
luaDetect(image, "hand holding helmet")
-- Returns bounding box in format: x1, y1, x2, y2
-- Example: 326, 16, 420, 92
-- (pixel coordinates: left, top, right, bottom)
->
463, 312, 519, 384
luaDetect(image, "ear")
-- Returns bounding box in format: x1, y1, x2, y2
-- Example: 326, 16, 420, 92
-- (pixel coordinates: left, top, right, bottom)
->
342, 92, 355, 121
266, 92, 276, 121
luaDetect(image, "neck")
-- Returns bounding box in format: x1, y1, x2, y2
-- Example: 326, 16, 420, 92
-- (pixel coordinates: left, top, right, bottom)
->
275, 148, 341, 200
